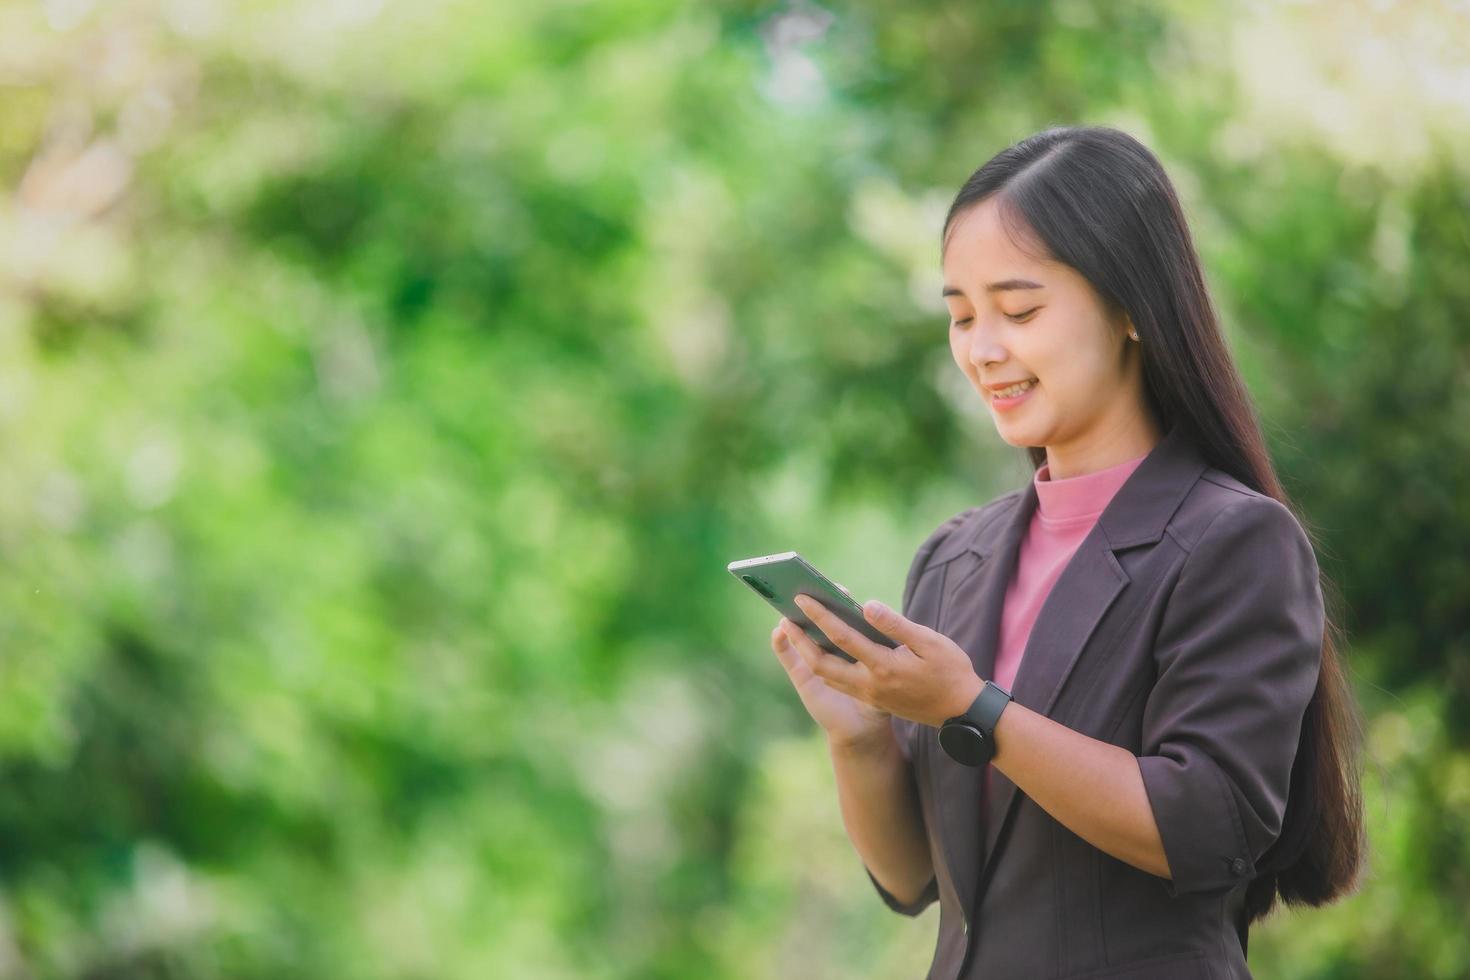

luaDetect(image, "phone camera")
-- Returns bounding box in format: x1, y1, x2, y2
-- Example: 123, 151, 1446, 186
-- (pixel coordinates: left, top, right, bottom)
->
741, 575, 776, 600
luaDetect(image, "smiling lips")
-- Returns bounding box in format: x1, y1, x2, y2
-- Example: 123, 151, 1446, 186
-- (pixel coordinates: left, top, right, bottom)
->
989, 377, 1037, 410
988, 377, 1038, 397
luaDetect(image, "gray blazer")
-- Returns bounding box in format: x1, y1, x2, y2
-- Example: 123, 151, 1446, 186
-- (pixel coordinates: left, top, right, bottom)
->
865, 422, 1324, 980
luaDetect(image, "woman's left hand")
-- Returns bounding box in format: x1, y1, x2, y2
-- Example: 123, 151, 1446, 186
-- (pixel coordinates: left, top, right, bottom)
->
790, 593, 985, 728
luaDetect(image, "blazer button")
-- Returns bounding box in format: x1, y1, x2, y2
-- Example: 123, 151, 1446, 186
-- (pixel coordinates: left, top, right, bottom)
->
1230, 857, 1248, 876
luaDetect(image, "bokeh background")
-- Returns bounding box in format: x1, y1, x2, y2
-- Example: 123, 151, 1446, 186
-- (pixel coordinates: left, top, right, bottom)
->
1, 0, 1467, 976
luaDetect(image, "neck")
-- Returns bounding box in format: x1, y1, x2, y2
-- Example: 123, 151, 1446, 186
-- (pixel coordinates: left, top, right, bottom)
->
1044, 411, 1162, 480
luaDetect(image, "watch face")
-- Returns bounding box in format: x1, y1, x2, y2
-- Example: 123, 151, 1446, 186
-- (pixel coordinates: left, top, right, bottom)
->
939, 724, 989, 767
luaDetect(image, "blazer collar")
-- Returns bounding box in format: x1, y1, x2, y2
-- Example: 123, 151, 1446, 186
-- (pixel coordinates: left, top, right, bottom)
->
934, 420, 1208, 567
929, 420, 1208, 928
1095, 420, 1211, 549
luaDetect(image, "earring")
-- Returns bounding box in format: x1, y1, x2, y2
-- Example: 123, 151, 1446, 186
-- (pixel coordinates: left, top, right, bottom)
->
1128, 327, 1140, 342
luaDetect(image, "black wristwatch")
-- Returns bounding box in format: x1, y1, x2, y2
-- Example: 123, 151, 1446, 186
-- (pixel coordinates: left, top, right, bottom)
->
938, 680, 1012, 766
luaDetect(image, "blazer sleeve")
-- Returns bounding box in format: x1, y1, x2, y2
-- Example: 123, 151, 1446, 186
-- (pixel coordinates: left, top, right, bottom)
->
1136, 496, 1325, 897
864, 507, 976, 916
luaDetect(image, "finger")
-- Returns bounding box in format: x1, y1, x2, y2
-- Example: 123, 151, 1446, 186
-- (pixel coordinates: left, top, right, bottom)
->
789, 630, 821, 675
787, 625, 823, 678
781, 616, 866, 689
781, 617, 823, 665
771, 621, 808, 676
860, 599, 935, 652
777, 624, 835, 694
792, 593, 888, 668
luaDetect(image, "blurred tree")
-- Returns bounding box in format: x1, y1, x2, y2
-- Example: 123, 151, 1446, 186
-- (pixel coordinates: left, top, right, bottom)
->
0, 0, 1465, 977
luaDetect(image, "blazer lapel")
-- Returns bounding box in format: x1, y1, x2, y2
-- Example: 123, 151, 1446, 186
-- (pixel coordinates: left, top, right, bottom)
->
975, 511, 1129, 887
930, 486, 1031, 926
931, 422, 1209, 923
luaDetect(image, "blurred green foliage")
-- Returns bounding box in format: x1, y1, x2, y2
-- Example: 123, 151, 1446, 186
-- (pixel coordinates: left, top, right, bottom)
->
0, 0, 1466, 977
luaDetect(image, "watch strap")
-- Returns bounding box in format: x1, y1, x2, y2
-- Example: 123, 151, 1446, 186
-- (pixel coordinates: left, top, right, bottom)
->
954, 679, 1011, 733
938, 680, 1012, 767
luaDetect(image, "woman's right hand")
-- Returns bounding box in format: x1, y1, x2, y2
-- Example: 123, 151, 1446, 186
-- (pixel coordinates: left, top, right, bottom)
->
770, 600, 893, 750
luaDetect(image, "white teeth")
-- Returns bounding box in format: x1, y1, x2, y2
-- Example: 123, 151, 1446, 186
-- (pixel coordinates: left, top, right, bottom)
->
995, 379, 1037, 398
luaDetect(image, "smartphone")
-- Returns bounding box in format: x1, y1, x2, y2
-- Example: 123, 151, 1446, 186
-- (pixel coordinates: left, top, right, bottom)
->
728, 551, 898, 664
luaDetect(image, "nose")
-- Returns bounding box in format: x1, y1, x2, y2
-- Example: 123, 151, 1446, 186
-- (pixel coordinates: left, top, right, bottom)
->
968, 324, 1008, 370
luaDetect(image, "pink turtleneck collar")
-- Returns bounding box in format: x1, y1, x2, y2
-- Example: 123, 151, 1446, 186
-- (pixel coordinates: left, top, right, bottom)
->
1031, 452, 1149, 528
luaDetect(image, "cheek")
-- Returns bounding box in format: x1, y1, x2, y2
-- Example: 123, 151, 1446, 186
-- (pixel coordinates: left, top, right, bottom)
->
949, 333, 971, 371
1033, 321, 1109, 387
1046, 353, 1118, 408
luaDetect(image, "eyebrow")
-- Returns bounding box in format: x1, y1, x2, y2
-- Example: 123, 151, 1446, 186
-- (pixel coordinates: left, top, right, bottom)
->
942, 278, 1045, 298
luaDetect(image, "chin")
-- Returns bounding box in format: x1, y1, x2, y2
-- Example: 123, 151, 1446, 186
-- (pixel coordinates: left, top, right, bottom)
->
993, 425, 1032, 448
992, 417, 1050, 449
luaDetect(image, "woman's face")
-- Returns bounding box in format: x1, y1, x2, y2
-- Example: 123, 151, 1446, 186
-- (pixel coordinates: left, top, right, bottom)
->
941, 197, 1150, 466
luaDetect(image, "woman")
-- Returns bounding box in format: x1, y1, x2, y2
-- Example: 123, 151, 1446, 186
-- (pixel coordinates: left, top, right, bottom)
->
769, 126, 1365, 979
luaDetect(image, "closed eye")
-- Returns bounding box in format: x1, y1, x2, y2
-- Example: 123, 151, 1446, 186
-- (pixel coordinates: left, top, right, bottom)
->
950, 307, 1040, 328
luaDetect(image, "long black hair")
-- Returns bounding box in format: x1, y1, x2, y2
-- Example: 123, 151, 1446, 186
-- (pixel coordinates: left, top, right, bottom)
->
940, 125, 1365, 931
